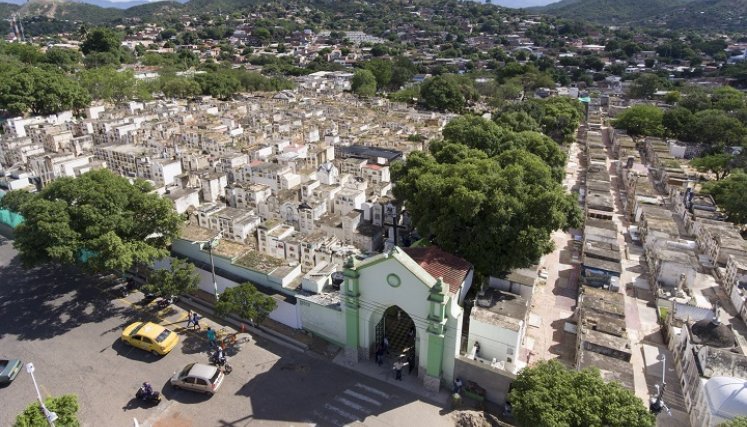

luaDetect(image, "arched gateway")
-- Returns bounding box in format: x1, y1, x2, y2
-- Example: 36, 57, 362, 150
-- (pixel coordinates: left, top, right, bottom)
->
341, 246, 473, 392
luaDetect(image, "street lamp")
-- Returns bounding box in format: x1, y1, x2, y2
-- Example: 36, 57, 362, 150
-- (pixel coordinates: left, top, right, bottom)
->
192, 231, 222, 301
25, 363, 57, 427
649, 354, 671, 416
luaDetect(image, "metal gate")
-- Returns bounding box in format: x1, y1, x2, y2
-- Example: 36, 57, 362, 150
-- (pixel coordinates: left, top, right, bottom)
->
374, 312, 386, 351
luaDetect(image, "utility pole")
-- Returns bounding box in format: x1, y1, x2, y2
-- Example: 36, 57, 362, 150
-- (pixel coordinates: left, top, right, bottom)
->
649, 354, 671, 417
26, 363, 58, 426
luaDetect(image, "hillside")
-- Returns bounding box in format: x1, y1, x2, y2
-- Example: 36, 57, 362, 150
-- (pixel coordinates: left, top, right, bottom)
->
537, 0, 745, 31
0, 0, 183, 23
537, 0, 694, 25
0, 2, 20, 16
659, 0, 747, 32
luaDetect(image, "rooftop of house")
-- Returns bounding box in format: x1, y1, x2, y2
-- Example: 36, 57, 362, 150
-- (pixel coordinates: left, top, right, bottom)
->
579, 286, 626, 319
402, 245, 472, 294
576, 349, 635, 390
178, 223, 250, 259
505, 267, 539, 287
470, 287, 528, 331
579, 327, 631, 355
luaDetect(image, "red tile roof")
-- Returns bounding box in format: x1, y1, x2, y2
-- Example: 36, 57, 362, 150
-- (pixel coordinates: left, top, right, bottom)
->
402, 246, 472, 294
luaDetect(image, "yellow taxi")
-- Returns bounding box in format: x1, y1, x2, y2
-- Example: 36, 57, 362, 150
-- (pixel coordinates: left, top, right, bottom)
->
121, 322, 179, 356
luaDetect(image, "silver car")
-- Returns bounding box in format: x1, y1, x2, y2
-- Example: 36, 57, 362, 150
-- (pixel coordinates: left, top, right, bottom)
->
170, 363, 225, 395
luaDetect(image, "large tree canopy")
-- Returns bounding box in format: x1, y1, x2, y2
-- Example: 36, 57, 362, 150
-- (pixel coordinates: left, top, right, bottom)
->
7, 169, 181, 272
509, 361, 655, 427
613, 104, 664, 137
440, 115, 566, 181
702, 171, 747, 225
392, 148, 579, 276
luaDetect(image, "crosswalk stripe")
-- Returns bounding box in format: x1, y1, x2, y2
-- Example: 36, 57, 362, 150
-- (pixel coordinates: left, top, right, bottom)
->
343, 389, 382, 406
354, 383, 390, 399
312, 410, 345, 427
334, 397, 372, 415
324, 403, 359, 422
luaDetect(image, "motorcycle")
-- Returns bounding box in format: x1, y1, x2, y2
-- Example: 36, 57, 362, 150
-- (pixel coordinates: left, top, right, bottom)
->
135, 385, 161, 404
157, 295, 179, 309
209, 352, 233, 374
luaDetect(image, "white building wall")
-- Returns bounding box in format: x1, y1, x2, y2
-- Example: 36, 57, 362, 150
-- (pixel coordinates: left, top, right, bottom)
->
298, 298, 345, 345
467, 317, 521, 364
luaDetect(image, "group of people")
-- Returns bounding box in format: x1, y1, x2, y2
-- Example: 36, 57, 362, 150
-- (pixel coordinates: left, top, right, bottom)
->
374, 336, 417, 381
185, 310, 202, 330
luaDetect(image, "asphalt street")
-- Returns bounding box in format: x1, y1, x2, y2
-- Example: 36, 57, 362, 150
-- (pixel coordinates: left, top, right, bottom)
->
0, 235, 451, 427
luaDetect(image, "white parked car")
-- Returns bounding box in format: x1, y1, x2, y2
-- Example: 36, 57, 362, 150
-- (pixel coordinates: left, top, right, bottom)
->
538, 268, 549, 280
170, 363, 225, 395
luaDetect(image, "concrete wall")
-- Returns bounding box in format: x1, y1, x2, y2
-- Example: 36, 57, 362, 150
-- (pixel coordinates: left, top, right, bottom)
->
453, 356, 515, 405
298, 297, 345, 346
172, 238, 299, 293
489, 277, 533, 300
192, 264, 301, 328
468, 317, 521, 364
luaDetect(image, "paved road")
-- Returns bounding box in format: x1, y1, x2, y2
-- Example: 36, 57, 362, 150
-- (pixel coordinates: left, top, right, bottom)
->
0, 236, 451, 427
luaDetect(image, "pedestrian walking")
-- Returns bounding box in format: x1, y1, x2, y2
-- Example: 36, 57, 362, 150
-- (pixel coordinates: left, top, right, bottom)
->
453, 377, 463, 394
185, 310, 194, 329
393, 359, 406, 381
192, 312, 201, 330
375, 345, 384, 366
206, 327, 217, 349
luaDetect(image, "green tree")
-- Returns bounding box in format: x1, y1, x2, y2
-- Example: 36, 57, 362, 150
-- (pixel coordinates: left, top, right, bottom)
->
680, 89, 712, 112
441, 115, 508, 156
142, 258, 200, 298
160, 77, 202, 99
364, 58, 393, 90
691, 109, 747, 150
721, 416, 747, 427
195, 71, 241, 99
510, 361, 654, 427
81, 28, 122, 55
613, 104, 664, 137
0, 67, 90, 115
11, 169, 181, 272
44, 47, 82, 71
83, 51, 121, 69
0, 189, 34, 212
420, 74, 466, 113
214, 283, 277, 324
78, 66, 138, 102
351, 69, 377, 97
702, 172, 747, 224
15, 394, 79, 427
495, 111, 541, 133
389, 56, 417, 90
712, 86, 745, 112
392, 149, 579, 276
690, 154, 734, 180
663, 106, 694, 140
628, 73, 666, 99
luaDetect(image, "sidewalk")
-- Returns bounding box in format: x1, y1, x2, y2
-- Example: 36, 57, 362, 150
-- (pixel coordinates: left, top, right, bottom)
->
332, 350, 451, 407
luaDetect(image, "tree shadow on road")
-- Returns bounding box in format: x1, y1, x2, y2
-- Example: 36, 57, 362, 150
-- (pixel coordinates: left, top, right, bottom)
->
0, 257, 136, 341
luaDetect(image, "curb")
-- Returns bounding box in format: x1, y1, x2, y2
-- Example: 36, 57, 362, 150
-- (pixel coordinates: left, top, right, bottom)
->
179, 296, 309, 353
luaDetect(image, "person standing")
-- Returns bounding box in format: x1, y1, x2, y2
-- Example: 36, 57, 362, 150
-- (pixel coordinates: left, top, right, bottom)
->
206, 326, 217, 348
375, 345, 384, 366
383, 336, 390, 354
407, 351, 415, 375
185, 310, 194, 329
393, 359, 405, 381
192, 312, 201, 330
